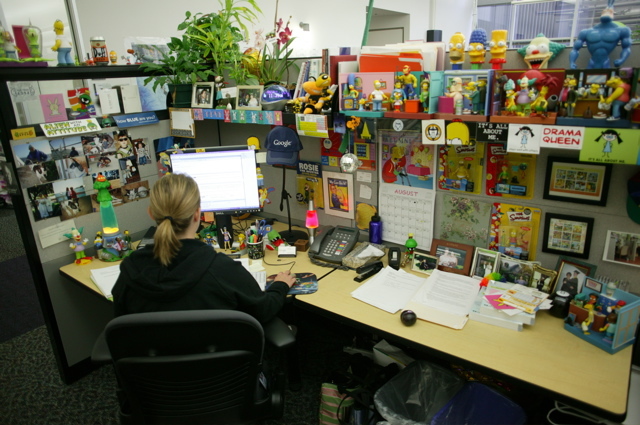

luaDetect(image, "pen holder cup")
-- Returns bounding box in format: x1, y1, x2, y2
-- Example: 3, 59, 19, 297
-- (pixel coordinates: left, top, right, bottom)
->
247, 241, 265, 260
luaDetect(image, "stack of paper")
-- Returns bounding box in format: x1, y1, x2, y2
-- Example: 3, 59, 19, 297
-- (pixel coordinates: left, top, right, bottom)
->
351, 268, 480, 329
90, 265, 120, 300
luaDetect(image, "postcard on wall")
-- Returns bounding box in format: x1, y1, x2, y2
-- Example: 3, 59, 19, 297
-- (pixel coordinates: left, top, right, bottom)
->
39, 94, 68, 123
506, 123, 542, 154
579, 127, 640, 165
439, 193, 492, 247
323, 171, 354, 219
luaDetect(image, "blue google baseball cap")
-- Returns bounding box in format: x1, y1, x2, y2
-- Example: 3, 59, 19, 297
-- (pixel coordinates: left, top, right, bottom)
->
265, 126, 303, 166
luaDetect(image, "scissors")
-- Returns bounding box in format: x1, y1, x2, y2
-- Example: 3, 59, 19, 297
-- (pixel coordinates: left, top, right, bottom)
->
256, 219, 271, 237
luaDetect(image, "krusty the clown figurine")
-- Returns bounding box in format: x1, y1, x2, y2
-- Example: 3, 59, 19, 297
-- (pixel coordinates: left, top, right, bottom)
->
65, 227, 92, 265
517, 33, 565, 69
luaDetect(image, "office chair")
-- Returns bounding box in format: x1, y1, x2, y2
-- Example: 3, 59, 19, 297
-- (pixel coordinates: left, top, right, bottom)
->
92, 310, 296, 424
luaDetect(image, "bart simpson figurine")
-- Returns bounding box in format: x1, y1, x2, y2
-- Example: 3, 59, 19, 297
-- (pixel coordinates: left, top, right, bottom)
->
489, 30, 508, 70
468, 28, 488, 70
449, 32, 466, 70
51, 20, 73, 66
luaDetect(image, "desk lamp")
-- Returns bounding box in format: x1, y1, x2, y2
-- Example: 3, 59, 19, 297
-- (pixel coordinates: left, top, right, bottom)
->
306, 198, 319, 244
278, 166, 309, 244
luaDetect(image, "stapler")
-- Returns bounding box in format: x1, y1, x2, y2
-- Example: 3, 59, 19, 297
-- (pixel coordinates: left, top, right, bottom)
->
354, 261, 384, 282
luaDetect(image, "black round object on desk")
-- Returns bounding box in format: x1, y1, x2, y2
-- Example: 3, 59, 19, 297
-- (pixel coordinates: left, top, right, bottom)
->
549, 290, 573, 318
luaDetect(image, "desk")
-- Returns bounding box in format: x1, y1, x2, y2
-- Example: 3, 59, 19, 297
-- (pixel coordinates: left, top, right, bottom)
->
60, 229, 633, 421
293, 264, 633, 421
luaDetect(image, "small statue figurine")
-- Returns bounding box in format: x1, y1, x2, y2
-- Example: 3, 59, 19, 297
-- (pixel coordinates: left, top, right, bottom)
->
581, 304, 595, 335
564, 78, 578, 117
503, 79, 518, 115
517, 33, 565, 69
445, 77, 464, 114
515, 76, 536, 116
448, 32, 466, 70
464, 81, 481, 114
1, 27, 21, 60
93, 231, 103, 258
391, 80, 406, 112
468, 28, 487, 70
222, 227, 232, 250
570, 0, 631, 69
51, 20, 73, 66
599, 312, 618, 342
398, 65, 418, 99
400, 233, 418, 268
64, 227, 91, 265
598, 75, 631, 121
23, 26, 42, 58
489, 30, 508, 70
419, 79, 430, 112
369, 80, 388, 112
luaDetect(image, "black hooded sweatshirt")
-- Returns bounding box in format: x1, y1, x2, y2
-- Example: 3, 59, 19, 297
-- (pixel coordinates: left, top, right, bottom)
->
112, 239, 289, 324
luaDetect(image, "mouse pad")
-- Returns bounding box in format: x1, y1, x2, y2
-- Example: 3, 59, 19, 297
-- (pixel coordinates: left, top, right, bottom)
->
266, 273, 318, 295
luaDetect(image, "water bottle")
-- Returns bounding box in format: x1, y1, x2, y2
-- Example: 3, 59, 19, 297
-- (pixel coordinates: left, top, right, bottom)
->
369, 213, 382, 244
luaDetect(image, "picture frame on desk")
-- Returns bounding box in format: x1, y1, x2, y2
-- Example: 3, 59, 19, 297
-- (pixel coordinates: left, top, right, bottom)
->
543, 156, 612, 206
191, 82, 215, 108
602, 230, 640, 269
542, 213, 594, 259
530, 265, 558, 294
555, 256, 597, 297
236, 85, 264, 110
470, 247, 500, 279
430, 239, 473, 275
584, 277, 604, 293
411, 252, 438, 275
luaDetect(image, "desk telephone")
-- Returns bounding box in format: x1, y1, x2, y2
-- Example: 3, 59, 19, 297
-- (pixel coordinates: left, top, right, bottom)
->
308, 226, 360, 264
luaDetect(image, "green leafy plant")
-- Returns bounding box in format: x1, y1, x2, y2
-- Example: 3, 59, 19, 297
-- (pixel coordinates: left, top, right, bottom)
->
256, 37, 299, 84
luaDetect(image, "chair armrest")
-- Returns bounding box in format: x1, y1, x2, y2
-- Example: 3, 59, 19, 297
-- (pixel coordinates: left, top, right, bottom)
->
263, 317, 296, 349
91, 330, 112, 363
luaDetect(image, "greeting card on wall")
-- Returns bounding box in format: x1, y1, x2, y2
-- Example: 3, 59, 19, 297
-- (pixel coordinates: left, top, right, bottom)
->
380, 128, 435, 190
67, 88, 96, 119
506, 123, 542, 154
579, 127, 640, 165
320, 131, 344, 167
439, 193, 492, 247
420, 119, 446, 144
437, 143, 484, 194
489, 202, 541, 261
323, 172, 354, 219
39, 94, 67, 123
296, 160, 324, 209
485, 143, 536, 199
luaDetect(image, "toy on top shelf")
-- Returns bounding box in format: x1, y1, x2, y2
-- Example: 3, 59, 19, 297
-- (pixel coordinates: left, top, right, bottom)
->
445, 77, 464, 114
598, 75, 631, 121
517, 33, 565, 70
51, 20, 73, 66
0, 26, 20, 60
569, 0, 631, 69
419, 79, 430, 112
468, 29, 487, 70
23, 26, 43, 58
398, 65, 418, 100
562, 78, 578, 117
515, 76, 536, 116
294, 73, 335, 114
464, 81, 482, 114
391, 80, 406, 112
503, 79, 518, 115
369, 80, 389, 112
488, 30, 508, 70
448, 32, 466, 70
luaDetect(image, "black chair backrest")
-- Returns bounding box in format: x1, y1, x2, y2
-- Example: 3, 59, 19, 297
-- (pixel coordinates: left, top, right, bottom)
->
105, 310, 269, 424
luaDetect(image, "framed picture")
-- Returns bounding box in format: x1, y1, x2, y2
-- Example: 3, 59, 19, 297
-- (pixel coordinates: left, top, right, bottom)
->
530, 265, 558, 294
584, 277, 604, 293
191, 82, 215, 108
429, 239, 474, 275
169, 108, 195, 138
411, 252, 438, 276
236, 85, 264, 110
542, 213, 594, 259
543, 156, 612, 206
497, 256, 536, 286
470, 247, 500, 279
322, 171, 354, 219
602, 230, 640, 268
554, 256, 597, 297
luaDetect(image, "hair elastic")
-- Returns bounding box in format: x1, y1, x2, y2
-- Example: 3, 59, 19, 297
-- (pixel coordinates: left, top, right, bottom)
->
164, 216, 174, 222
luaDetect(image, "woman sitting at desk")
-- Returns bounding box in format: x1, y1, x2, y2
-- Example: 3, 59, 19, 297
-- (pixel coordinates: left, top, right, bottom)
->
112, 173, 296, 323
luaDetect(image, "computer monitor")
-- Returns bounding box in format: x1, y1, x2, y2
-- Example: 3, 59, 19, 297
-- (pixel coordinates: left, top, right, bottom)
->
169, 146, 260, 246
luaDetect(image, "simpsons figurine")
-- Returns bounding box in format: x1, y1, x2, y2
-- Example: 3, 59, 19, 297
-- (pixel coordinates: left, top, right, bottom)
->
489, 30, 508, 70
448, 32, 466, 70
468, 28, 487, 70
51, 20, 73, 66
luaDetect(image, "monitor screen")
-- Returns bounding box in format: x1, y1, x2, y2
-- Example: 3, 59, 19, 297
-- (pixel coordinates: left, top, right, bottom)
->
168, 146, 261, 215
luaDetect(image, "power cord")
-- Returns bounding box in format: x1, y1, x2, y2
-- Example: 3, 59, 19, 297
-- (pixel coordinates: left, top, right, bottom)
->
546, 401, 618, 425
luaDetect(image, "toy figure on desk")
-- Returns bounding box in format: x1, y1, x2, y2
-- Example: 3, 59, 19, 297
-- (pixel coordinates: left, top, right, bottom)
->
581, 303, 595, 335
530, 86, 549, 116
488, 30, 508, 70
51, 20, 73, 66
204, 233, 215, 247
517, 33, 565, 69
598, 75, 630, 121
599, 313, 618, 342
369, 80, 388, 112
400, 233, 418, 268
65, 227, 91, 265
222, 227, 232, 250
93, 232, 103, 258
419, 79, 430, 112
448, 32, 466, 70
569, 0, 631, 69
398, 65, 418, 99
468, 29, 487, 70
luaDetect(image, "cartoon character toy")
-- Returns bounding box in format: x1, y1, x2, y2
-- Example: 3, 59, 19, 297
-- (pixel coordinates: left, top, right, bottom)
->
398, 65, 418, 99
1, 27, 20, 60
468, 28, 487, 70
569, 0, 631, 69
445, 77, 464, 114
448, 32, 466, 70
51, 20, 73, 66
295, 73, 334, 114
419, 79, 430, 112
369, 80, 388, 112
517, 33, 565, 69
23, 26, 42, 58
488, 30, 508, 70
598, 75, 631, 121
401, 233, 418, 267
64, 227, 91, 265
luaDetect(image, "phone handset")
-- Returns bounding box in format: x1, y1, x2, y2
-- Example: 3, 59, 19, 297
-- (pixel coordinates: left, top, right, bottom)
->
308, 225, 360, 266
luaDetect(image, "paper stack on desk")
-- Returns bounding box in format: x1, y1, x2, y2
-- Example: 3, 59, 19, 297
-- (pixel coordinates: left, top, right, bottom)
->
351, 267, 480, 329
90, 265, 120, 301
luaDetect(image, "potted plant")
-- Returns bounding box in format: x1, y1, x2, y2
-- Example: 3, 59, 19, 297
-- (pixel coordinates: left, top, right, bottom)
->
139, 32, 216, 108
255, 36, 298, 85
181, 0, 262, 85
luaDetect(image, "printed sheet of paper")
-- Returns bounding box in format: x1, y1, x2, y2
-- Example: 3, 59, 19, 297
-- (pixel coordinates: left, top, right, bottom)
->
351, 266, 425, 314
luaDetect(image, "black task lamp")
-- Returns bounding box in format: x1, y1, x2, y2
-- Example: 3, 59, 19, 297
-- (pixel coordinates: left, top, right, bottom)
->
265, 126, 308, 245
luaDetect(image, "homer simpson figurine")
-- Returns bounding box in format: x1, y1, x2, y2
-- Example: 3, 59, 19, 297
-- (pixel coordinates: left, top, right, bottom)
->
449, 32, 466, 70
51, 20, 73, 66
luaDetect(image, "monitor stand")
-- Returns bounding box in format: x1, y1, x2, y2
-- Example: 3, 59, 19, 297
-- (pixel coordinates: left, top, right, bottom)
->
215, 213, 233, 249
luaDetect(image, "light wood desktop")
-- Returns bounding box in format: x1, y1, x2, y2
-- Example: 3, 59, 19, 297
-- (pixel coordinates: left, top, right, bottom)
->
60, 231, 633, 421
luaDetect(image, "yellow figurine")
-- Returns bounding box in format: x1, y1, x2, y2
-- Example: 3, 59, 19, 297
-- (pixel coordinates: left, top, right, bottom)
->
398, 65, 418, 99
468, 28, 487, 70
581, 304, 595, 335
369, 80, 388, 112
489, 29, 508, 70
51, 20, 73, 66
449, 32, 466, 70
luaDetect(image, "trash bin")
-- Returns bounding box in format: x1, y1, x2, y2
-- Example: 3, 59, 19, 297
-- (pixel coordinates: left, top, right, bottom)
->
374, 360, 465, 425
374, 361, 526, 425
